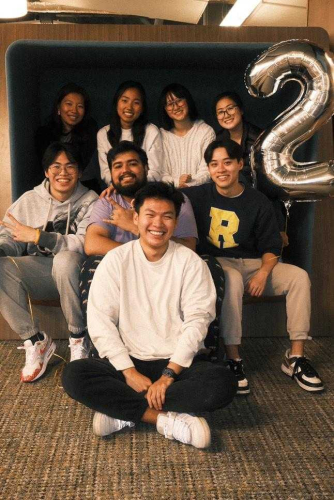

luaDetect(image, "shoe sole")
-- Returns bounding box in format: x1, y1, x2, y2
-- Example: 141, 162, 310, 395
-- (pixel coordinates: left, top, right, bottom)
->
93, 412, 110, 437
281, 363, 324, 392
192, 417, 211, 449
21, 341, 56, 383
93, 412, 121, 437
237, 387, 250, 395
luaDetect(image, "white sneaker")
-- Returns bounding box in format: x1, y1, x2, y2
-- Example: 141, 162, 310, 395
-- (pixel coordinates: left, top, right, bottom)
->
18, 332, 56, 383
93, 412, 135, 437
157, 412, 211, 449
69, 335, 90, 361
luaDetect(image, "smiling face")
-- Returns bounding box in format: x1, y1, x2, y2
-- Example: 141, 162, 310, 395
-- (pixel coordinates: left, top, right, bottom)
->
116, 87, 143, 129
165, 92, 189, 123
58, 92, 85, 132
45, 151, 81, 201
216, 97, 243, 132
134, 198, 177, 260
208, 147, 243, 197
111, 151, 147, 198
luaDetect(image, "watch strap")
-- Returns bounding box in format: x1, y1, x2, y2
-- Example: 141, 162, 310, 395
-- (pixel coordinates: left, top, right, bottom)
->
162, 367, 177, 379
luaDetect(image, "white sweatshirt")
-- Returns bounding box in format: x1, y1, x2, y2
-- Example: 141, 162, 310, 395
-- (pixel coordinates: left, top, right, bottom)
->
87, 240, 216, 370
97, 123, 163, 185
160, 119, 215, 187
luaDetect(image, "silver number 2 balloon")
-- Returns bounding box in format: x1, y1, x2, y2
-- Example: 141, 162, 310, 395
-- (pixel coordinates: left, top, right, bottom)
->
245, 39, 334, 201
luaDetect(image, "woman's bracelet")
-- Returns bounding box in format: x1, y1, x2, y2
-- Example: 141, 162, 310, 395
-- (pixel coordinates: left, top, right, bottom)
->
34, 228, 41, 245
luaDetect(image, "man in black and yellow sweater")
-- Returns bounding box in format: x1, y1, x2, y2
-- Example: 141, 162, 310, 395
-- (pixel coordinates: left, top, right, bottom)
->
184, 138, 324, 395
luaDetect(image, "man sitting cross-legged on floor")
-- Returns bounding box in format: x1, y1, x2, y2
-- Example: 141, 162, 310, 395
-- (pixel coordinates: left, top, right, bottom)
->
183, 138, 324, 395
62, 182, 237, 449
0, 142, 98, 382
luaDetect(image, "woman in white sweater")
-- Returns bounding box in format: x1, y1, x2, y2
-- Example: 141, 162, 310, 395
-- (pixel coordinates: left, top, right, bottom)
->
158, 83, 215, 188
97, 81, 162, 185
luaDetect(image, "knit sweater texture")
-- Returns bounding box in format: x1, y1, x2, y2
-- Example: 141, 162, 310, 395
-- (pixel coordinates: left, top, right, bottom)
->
160, 119, 215, 187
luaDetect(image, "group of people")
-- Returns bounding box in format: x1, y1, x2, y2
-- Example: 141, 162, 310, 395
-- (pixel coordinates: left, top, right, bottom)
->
0, 80, 324, 450
34, 81, 272, 190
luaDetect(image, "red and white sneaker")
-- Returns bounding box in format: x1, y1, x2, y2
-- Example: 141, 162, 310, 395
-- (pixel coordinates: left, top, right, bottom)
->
18, 332, 56, 383
69, 335, 90, 362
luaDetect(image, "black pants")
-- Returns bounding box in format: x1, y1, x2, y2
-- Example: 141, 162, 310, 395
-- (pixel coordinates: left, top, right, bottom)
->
62, 357, 237, 424
79, 254, 225, 359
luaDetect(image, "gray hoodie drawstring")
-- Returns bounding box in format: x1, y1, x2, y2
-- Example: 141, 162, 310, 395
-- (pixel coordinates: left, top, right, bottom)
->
65, 203, 71, 235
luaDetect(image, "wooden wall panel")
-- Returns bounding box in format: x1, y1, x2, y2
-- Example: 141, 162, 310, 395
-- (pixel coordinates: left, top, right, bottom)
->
0, 24, 332, 340
308, 0, 334, 51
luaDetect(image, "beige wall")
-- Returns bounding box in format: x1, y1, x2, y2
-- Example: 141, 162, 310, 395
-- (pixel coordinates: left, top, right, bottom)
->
0, 25, 333, 339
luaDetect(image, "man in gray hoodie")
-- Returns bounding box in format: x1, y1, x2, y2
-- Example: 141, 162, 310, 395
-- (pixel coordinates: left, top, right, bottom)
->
0, 142, 98, 382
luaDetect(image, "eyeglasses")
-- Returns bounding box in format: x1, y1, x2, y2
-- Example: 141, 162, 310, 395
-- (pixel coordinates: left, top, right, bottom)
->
165, 98, 186, 111
48, 164, 78, 174
216, 104, 239, 119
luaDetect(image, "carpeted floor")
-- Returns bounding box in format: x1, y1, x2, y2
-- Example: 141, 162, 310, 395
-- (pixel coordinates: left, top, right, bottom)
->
0, 337, 333, 500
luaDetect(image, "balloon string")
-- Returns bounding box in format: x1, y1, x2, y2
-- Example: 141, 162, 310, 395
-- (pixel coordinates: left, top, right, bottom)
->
282, 209, 289, 258
7, 256, 35, 329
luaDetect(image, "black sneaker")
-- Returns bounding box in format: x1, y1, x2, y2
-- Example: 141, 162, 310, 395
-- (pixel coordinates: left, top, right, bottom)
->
281, 349, 324, 392
225, 359, 250, 395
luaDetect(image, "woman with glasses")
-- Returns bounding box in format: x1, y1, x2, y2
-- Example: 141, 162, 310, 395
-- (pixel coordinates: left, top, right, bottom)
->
97, 81, 162, 186
214, 91, 262, 186
158, 83, 215, 188
35, 83, 98, 188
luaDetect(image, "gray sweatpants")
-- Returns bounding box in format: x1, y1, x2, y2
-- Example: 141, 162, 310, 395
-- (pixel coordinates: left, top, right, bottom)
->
0, 251, 85, 340
217, 257, 311, 345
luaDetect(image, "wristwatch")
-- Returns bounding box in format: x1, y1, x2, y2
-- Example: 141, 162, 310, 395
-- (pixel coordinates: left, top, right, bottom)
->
162, 367, 177, 379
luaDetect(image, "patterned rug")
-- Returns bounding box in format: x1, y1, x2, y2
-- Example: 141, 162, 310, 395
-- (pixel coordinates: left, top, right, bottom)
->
0, 337, 333, 499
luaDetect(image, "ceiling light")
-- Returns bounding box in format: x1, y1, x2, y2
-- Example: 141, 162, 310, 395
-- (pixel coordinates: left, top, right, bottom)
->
0, 0, 28, 19
220, 0, 261, 26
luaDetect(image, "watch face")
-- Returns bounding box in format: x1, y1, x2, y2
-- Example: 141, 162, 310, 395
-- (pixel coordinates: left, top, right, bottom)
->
162, 368, 176, 378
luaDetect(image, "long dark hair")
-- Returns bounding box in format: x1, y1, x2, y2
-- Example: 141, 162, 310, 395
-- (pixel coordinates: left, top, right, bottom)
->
158, 83, 199, 131
48, 83, 93, 143
107, 81, 148, 148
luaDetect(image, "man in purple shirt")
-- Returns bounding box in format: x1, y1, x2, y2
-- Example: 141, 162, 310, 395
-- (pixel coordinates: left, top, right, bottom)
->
85, 143, 198, 254
79, 141, 199, 354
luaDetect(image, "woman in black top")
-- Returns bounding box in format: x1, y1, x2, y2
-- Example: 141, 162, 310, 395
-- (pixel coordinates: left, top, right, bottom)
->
35, 83, 98, 188
214, 91, 262, 187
